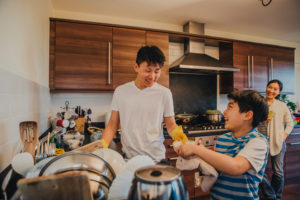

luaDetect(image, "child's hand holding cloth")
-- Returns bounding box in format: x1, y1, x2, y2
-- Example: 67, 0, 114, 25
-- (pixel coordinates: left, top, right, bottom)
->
171, 125, 188, 144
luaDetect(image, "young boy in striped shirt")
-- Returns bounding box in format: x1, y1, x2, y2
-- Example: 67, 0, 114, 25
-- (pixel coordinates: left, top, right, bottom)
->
175, 90, 269, 200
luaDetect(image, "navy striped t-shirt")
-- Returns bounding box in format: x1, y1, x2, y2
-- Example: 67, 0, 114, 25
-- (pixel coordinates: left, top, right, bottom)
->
210, 129, 269, 200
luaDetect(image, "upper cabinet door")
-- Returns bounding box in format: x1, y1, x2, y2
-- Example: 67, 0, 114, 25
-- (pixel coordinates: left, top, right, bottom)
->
112, 28, 146, 89
146, 31, 169, 88
269, 47, 295, 94
232, 42, 253, 90
51, 21, 113, 91
233, 42, 270, 93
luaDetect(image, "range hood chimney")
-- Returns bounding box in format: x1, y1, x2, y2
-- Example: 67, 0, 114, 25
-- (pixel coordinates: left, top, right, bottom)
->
170, 21, 239, 73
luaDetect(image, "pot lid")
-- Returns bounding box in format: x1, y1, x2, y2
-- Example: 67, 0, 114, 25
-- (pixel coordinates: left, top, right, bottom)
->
135, 165, 181, 183
205, 110, 222, 114
176, 113, 198, 119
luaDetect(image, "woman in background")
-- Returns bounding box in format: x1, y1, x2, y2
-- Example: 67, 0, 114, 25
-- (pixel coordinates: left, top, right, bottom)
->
259, 79, 294, 200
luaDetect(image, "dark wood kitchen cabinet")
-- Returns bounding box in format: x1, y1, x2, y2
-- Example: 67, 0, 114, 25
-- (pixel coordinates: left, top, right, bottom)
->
50, 20, 113, 91
164, 138, 210, 199
233, 42, 269, 92
267, 46, 295, 94
113, 29, 170, 89
264, 127, 300, 187
220, 42, 295, 94
112, 28, 145, 88
285, 127, 300, 185
146, 31, 169, 88
50, 19, 170, 92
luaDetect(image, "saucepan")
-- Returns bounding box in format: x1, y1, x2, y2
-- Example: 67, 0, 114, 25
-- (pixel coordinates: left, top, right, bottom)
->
203, 110, 223, 124
128, 165, 189, 200
175, 113, 198, 124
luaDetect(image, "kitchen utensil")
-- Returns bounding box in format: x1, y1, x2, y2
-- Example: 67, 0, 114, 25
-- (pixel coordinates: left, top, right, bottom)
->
19, 121, 38, 158
11, 152, 34, 176
74, 139, 104, 153
108, 155, 155, 200
39, 127, 62, 144
75, 117, 85, 133
128, 165, 189, 200
176, 113, 198, 124
203, 110, 223, 124
39, 151, 115, 199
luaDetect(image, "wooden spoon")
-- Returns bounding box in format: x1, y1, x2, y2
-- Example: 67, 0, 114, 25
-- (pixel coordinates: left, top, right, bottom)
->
19, 121, 38, 159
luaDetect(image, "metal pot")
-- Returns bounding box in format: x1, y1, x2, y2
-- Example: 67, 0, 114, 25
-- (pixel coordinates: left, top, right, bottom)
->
203, 110, 223, 124
205, 114, 223, 124
128, 165, 189, 200
39, 151, 115, 200
175, 113, 198, 124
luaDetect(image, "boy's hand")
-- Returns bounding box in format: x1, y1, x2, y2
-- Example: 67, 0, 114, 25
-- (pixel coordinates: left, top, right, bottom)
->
174, 144, 195, 158
171, 126, 188, 144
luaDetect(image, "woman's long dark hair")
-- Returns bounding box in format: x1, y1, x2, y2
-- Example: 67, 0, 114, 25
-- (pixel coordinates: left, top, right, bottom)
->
267, 79, 283, 99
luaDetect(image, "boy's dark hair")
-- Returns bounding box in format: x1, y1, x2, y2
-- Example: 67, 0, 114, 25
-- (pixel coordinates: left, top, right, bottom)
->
267, 79, 283, 99
228, 90, 269, 128
136, 45, 165, 67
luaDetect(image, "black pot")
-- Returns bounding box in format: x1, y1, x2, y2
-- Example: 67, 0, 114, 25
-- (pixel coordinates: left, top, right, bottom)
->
128, 165, 189, 200
175, 113, 198, 124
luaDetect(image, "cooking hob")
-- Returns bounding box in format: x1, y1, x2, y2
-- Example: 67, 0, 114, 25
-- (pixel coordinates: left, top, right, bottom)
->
175, 114, 227, 135
183, 123, 227, 134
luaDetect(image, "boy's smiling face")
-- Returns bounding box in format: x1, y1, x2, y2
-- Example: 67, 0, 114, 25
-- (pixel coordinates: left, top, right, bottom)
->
223, 99, 249, 132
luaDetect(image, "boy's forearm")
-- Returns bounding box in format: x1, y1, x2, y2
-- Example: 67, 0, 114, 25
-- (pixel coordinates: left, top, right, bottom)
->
192, 145, 249, 176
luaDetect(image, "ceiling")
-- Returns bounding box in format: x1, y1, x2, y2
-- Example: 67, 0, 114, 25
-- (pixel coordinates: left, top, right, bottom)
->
51, 0, 300, 43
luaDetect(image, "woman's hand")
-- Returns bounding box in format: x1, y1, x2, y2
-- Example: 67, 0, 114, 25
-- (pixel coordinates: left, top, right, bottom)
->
174, 144, 196, 158
284, 132, 288, 141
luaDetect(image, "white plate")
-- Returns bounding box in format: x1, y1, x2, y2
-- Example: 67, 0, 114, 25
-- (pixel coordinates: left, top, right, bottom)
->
92, 148, 126, 175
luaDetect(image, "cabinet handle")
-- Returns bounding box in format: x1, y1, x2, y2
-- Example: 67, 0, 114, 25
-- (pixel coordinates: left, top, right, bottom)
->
247, 56, 251, 88
108, 42, 111, 85
289, 142, 300, 146
251, 56, 254, 88
270, 57, 273, 80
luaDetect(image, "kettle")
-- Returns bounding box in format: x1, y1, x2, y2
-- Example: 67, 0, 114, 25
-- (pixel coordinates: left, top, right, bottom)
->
128, 165, 189, 200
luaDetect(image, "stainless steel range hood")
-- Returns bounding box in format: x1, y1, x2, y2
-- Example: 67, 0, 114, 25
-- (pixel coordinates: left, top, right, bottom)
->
170, 21, 239, 73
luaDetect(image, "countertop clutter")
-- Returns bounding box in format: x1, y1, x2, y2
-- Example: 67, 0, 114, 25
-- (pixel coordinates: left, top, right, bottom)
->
1, 122, 300, 199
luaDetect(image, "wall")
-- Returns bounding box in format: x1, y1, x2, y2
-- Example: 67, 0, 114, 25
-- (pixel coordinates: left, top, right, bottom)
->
0, 0, 52, 171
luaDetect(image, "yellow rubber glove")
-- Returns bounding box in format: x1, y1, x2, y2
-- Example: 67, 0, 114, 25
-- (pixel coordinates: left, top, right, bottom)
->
171, 126, 188, 144
100, 138, 109, 148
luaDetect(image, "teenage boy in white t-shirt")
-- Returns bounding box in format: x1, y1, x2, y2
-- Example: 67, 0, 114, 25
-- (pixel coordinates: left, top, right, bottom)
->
99, 45, 187, 162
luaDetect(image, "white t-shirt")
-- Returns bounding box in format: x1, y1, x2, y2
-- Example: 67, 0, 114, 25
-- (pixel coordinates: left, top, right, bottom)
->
111, 81, 175, 162
238, 137, 268, 173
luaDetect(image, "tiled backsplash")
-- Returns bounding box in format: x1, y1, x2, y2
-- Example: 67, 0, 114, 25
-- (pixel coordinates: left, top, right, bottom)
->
0, 69, 51, 171
170, 73, 217, 114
